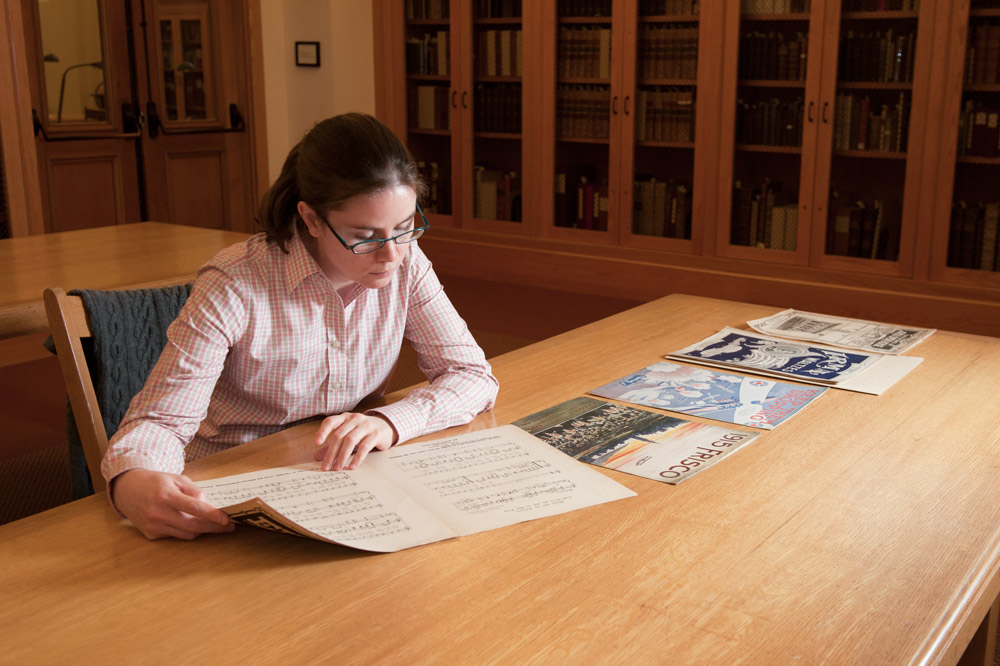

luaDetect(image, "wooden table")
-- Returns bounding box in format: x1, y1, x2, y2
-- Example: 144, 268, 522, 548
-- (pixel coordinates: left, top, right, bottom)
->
3, 294, 1000, 665
0, 222, 250, 339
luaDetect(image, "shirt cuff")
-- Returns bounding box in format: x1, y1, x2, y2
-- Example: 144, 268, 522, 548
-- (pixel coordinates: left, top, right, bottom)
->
364, 400, 426, 445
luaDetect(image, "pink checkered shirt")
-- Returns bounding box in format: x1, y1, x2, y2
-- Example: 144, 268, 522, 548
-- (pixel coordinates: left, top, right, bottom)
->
101, 229, 498, 483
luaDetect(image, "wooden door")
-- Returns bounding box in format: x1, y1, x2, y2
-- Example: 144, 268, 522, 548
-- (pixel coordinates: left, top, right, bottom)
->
23, 0, 143, 232
135, 0, 254, 231
21, 0, 257, 234
616, 0, 715, 256
807, 0, 935, 277
926, 0, 1000, 287
715, 0, 823, 265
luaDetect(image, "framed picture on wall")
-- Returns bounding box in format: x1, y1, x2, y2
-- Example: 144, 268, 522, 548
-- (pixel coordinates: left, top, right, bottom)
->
295, 41, 320, 67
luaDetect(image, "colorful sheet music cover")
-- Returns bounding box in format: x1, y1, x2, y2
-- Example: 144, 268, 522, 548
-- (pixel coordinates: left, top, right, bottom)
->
513, 396, 759, 484
589, 361, 827, 430
667, 326, 882, 384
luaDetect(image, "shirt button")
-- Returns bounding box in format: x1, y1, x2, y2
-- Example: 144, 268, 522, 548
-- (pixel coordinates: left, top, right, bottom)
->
330, 340, 341, 349
331, 382, 342, 391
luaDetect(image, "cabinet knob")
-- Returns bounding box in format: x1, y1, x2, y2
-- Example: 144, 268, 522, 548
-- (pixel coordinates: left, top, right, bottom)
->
808, 101, 815, 123
612, 96, 618, 115
624, 96, 630, 115
451, 90, 457, 108
822, 102, 829, 124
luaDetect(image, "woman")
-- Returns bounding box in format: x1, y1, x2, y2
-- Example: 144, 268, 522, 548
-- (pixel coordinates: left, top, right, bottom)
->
106, 113, 499, 540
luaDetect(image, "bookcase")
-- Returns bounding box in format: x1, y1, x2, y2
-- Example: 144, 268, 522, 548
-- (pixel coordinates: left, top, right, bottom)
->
374, 0, 1000, 336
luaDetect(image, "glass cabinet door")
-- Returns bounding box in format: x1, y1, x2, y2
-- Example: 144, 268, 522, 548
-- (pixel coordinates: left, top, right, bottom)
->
942, 0, 1000, 280
467, 1, 524, 229
818, 0, 927, 272
550, 0, 615, 237
404, 0, 454, 217
619, 0, 701, 251
724, 0, 814, 260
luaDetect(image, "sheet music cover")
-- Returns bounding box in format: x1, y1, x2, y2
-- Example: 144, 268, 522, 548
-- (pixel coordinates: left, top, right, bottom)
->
667, 326, 882, 384
513, 396, 759, 484
589, 361, 827, 430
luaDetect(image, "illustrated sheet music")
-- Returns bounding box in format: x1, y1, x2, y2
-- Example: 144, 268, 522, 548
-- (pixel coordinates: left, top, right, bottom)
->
746, 308, 934, 355
590, 361, 827, 429
667, 327, 922, 395
197, 424, 635, 552
514, 397, 759, 484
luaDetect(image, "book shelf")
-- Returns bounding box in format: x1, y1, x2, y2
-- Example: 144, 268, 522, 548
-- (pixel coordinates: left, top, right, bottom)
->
375, 0, 1000, 336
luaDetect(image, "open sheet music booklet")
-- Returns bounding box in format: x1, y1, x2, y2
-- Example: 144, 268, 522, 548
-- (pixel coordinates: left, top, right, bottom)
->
197, 425, 634, 552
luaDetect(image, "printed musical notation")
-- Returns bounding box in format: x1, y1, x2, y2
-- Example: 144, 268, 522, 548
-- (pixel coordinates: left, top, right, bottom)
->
197, 425, 635, 552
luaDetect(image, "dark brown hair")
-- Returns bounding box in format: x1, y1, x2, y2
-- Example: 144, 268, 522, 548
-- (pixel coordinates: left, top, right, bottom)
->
256, 113, 425, 252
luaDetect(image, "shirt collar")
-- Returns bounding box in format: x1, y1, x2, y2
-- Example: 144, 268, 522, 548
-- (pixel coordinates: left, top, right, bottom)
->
285, 225, 324, 293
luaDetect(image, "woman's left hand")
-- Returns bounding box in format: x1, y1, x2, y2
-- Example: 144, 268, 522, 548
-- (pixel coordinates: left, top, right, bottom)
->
313, 412, 398, 471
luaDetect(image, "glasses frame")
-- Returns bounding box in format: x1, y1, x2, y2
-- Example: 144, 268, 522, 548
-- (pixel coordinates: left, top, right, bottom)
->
322, 202, 430, 255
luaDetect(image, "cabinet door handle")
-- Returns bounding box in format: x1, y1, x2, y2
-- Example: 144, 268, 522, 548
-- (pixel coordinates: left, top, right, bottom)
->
461, 91, 468, 108
612, 95, 618, 115
808, 101, 815, 123
624, 96, 630, 115
822, 101, 830, 124
451, 90, 457, 108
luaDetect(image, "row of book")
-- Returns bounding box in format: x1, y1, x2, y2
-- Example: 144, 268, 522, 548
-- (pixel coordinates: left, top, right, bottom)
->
742, 0, 810, 14
633, 178, 692, 239
967, 23, 1000, 86
556, 85, 611, 139
635, 88, 695, 142
838, 29, 917, 84
474, 83, 522, 134
637, 27, 698, 80
731, 180, 799, 250
949, 201, 1000, 271
739, 32, 808, 81
409, 85, 451, 131
475, 29, 523, 77
957, 101, 1000, 158
638, 0, 700, 15
827, 198, 900, 261
841, 0, 919, 9
558, 0, 612, 17
474, 167, 523, 221
416, 161, 449, 215
555, 174, 610, 231
557, 27, 612, 79
735, 97, 804, 147
474, 0, 522, 19
832, 92, 909, 153
406, 0, 448, 20
406, 32, 448, 76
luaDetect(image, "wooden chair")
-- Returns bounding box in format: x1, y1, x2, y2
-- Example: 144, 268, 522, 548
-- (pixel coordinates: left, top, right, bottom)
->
43, 287, 112, 494
44, 284, 429, 493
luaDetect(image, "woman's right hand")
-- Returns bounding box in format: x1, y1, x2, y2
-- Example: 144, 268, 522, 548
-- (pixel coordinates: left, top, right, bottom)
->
112, 469, 235, 540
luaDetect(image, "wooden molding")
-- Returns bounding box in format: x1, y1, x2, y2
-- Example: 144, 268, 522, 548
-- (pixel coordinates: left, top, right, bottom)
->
0, 0, 44, 236
419, 232, 1000, 337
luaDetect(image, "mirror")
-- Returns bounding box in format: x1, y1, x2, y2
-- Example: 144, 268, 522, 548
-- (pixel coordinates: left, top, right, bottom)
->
37, 0, 108, 123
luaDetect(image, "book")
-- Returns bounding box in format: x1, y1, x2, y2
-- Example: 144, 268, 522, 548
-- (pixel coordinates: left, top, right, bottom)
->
513, 396, 759, 485
747, 309, 935, 354
667, 327, 923, 394
197, 425, 634, 552
590, 361, 827, 430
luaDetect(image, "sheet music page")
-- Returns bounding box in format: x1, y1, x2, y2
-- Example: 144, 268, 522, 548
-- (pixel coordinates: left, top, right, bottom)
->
198, 464, 456, 552
197, 425, 634, 551
366, 424, 636, 536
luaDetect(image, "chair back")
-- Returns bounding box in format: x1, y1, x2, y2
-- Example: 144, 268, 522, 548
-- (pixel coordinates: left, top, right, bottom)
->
44, 287, 108, 493
44, 285, 192, 494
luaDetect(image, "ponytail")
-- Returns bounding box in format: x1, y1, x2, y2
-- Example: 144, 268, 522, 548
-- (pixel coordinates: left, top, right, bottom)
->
256, 144, 303, 252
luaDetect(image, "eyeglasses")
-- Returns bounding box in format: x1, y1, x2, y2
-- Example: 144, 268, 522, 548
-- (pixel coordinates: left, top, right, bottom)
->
322, 202, 430, 255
